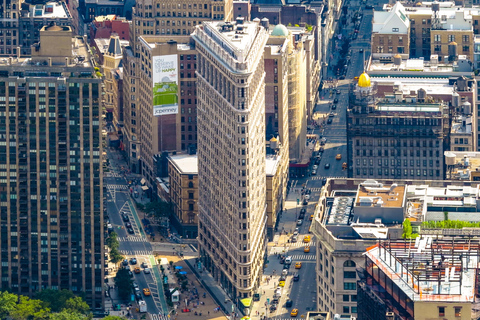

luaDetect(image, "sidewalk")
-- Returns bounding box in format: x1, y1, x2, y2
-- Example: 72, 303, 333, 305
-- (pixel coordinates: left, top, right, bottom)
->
163, 255, 229, 320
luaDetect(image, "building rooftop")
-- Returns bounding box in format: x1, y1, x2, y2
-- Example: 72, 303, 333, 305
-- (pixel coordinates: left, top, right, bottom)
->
25, 1, 71, 19
356, 181, 405, 208
0, 35, 94, 69
169, 154, 198, 175
365, 237, 478, 302
370, 76, 455, 96
139, 36, 194, 51
451, 116, 472, 134
373, 2, 409, 34
204, 20, 260, 56
94, 38, 129, 55
445, 151, 480, 180
266, 154, 281, 176
376, 103, 442, 113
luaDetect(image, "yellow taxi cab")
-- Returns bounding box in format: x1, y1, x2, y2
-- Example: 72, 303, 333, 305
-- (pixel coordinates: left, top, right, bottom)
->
291, 309, 299, 317
309, 214, 314, 221
295, 262, 302, 269
134, 267, 141, 274
336, 154, 342, 160
143, 288, 151, 296
279, 280, 285, 287
304, 246, 310, 253
303, 235, 311, 243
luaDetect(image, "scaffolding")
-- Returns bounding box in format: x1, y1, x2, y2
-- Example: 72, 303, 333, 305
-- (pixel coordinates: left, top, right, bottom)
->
365, 236, 480, 302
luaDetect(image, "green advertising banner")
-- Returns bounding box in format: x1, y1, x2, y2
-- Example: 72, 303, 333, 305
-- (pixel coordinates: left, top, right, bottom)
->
152, 54, 178, 116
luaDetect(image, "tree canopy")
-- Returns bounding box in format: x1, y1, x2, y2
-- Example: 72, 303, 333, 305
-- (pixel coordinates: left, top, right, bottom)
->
114, 268, 133, 301
0, 290, 93, 320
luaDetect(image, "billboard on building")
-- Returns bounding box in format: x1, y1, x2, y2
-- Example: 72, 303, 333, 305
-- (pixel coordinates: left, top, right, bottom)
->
153, 54, 178, 116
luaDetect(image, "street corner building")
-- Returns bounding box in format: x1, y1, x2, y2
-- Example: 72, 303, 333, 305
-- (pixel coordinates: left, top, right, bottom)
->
192, 18, 269, 303
0, 24, 104, 309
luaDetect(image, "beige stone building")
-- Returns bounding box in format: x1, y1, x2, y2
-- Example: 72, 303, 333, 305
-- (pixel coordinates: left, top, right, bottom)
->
168, 154, 198, 239
102, 35, 124, 130
193, 20, 269, 302
122, 35, 197, 182
137, 36, 197, 184
265, 149, 288, 239
122, 0, 233, 175
371, 2, 410, 59
287, 31, 307, 162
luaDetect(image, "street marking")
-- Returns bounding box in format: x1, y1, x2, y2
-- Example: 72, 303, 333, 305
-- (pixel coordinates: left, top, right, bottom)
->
118, 236, 146, 242
105, 184, 129, 189
120, 250, 152, 256
290, 255, 315, 260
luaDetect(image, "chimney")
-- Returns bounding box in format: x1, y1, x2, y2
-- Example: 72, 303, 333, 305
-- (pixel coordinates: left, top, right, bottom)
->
17, 47, 21, 59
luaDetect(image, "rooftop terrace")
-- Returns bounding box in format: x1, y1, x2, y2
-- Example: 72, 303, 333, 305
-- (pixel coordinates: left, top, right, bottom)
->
365, 237, 478, 302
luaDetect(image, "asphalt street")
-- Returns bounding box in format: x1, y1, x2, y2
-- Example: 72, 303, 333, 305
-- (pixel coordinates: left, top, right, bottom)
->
104, 151, 169, 320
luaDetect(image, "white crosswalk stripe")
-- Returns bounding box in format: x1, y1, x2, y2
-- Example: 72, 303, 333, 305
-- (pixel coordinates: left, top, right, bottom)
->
290, 254, 315, 260
105, 184, 129, 189
120, 250, 151, 256
104, 172, 123, 178
118, 236, 146, 242
309, 187, 322, 192
290, 241, 315, 247
310, 176, 344, 181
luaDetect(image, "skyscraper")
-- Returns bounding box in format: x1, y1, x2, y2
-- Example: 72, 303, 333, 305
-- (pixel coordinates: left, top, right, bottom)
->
193, 19, 269, 300
0, 24, 104, 309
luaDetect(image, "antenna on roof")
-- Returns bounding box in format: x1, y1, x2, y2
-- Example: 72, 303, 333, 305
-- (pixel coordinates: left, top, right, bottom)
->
363, 49, 366, 72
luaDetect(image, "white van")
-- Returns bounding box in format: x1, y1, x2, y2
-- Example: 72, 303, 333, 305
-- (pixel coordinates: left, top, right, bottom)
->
285, 256, 292, 264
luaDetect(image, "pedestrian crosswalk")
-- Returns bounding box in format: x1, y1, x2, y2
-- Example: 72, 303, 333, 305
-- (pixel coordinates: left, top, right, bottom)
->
120, 249, 152, 256
309, 187, 322, 192
290, 254, 315, 260
310, 176, 344, 181
105, 184, 129, 189
151, 314, 169, 320
290, 241, 315, 247
118, 236, 146, 242
104, 172, 123, 178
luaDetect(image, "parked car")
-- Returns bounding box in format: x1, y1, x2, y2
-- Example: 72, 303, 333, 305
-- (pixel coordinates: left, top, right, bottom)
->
286, 299, 293, 308
127, 227, 135, 234
122, 214, 130, 222
125, 222, 132, 228
144, 268, 151, 274
312, 170, 317, 175
297, 219, 303, 226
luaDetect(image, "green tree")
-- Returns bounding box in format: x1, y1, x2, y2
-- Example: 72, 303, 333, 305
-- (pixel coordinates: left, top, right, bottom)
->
114, 269, 133, 301
103, 316, 127, 320
109, 249, 124, 264
144, 200, 171, 219
35, 289, 75, 313
49, 310, 87, 320
106, 232, 120, 250
402, 219, 413, 239
106, 232, 124, 263
10, 296, 50, 320
64, 297, 90, 315
0, 290, 17, 319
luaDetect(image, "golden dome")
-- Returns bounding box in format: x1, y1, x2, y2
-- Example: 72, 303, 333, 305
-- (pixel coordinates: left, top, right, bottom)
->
358, 72, 371, 88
